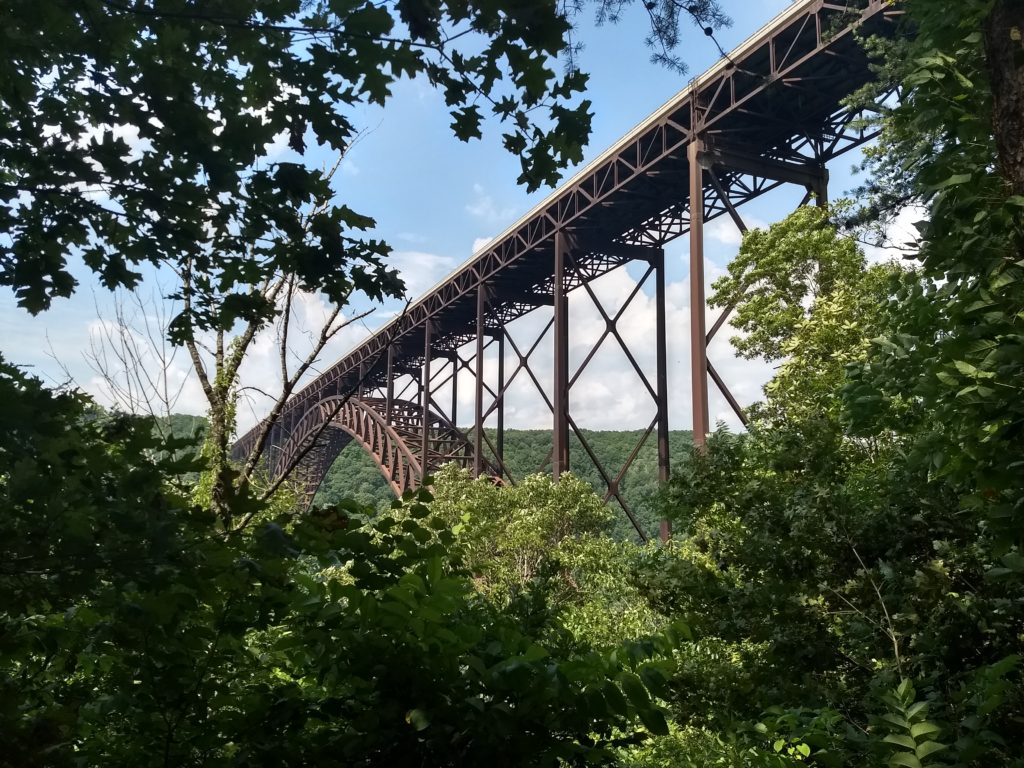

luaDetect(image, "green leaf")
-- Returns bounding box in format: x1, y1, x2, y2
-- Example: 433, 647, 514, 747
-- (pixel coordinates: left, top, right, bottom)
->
915, 741, 947, 760
616, 671, 651, 709
910, 721, 941, 739
930, 172, 972, 189
888, 753, 923, 768
602, 682, 628, 717
885, 734, 918, 750
405, 708, 430, 731
637, 706, 669, 736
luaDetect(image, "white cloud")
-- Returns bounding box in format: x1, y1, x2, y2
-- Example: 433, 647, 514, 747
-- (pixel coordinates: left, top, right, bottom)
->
66, 253, 775, 440
472, 236, 493, 254
466, 183, 515, 224
387, 250, 459, 301
396, 231, 427, 244
340, 157, 360, 176
234, 294, 377, 433
863, 205, 926, 264
705, 213, 769, 246
263, 131, 291, 160
70, 287, 383, 435
83, 316, 208, 419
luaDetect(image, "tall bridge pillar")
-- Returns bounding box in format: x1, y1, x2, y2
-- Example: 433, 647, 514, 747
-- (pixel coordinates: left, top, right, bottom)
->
686, 138, 829, 455
553, 231, 571, 479
688, 139, 711, 449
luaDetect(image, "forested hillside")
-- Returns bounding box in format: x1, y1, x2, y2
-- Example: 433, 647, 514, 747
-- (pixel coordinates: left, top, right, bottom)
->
315, 429, 693, 540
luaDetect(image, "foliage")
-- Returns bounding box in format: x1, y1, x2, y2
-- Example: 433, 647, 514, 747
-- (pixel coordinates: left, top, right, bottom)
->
877, 679, 948, 768
710, 204, 912, 425
316, 428, 694, 540
844, 0, 1024, 551
1, 357, 686, 766
0, 0, 583, 520
427, 465, 666, 648
1, 0, 738, 516
710, 205, 867, 362
0, 0, 589, 323
6, 0, 1024, 764
651, 87, 1024, 761
315, 436, 395, 510
428, 466, 611, 591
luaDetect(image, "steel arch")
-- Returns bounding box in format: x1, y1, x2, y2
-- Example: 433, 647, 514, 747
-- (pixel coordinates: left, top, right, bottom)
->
271, 395, 495, 500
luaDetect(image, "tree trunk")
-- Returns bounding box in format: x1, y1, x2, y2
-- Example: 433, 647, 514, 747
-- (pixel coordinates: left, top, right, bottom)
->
984, 0, 1024, 195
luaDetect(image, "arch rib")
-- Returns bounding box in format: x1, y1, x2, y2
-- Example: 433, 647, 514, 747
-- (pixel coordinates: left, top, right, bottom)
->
271, 396, 496, 502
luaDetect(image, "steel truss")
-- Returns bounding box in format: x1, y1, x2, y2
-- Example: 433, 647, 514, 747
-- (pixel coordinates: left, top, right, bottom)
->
232, 0, 904, 536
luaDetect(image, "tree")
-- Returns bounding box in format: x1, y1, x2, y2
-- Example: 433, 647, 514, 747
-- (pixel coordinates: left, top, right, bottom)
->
82, 286, 190, 431
317, 429, 695, 541
709, 205, 867, 363
1, 356, 684, 766
427, 465, 666, 647
846, 0, 1024, 547
639, 3, 1024, 752
709, 204, 910, 425
2, 0, 578, 517
650, 206, 1024, 765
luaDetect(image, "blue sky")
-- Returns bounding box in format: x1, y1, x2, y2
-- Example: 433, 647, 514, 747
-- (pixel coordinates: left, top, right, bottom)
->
3, 0, 906, 433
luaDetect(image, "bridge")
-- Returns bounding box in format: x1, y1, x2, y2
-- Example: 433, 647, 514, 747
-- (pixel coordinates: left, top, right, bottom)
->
232, 0, 902, 540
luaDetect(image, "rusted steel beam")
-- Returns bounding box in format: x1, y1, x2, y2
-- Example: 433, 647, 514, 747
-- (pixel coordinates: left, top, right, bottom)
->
566, 260, 658, 397
553, 231, 570, 478
450, 354, 458, 433
707, 298, 738, 344
576, 240, 663, 263
655, 249, 671, 542
708, 360, 750, 427
708, 168, 749, 235
496, 329, 505, 469
421, 321, 433, 473
474, 284, 487, 476
235, 1, 895, 430
689, 140, 710, 449
702, 144, 828, 190
565, 413, 648, 542
814, 167, 829, 205
232, 0, 902, 498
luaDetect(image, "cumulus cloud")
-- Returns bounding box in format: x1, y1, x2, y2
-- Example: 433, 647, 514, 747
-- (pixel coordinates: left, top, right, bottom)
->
339, 157, 360, 176
233, 293, 378, 432
74, 257, 775, 440
73, 255, 776, 441
387, 250, 460, 301
73, 286, 383, 435
705, 212, 769, 246
396, 231, 427, 244
83, 315, 207, 419
465, 183, 516, 224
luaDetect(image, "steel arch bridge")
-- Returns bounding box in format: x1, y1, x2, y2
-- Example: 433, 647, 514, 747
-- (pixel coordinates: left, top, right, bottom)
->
232, 0, 903, 540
